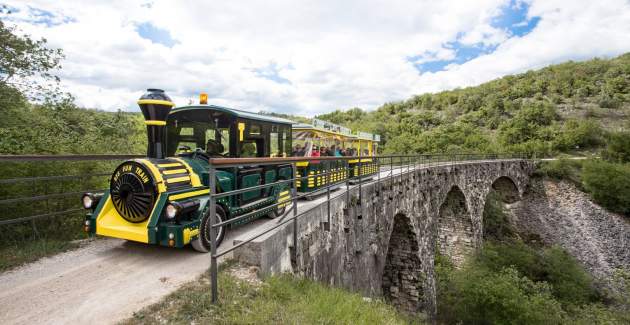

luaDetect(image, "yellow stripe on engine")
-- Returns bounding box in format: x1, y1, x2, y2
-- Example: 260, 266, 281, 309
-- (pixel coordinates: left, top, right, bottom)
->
169, 189, 210, 200
163, 168, 188, 175
171, 158, 202, 187
137, 99, 175, 107
166, 176, 190, 184
157, 163, 182, 168
145, 120, 167, 126
137, 159, 167, 193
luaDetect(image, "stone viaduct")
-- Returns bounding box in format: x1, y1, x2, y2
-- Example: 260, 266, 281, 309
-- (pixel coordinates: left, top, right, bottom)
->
234, 159, 535, 318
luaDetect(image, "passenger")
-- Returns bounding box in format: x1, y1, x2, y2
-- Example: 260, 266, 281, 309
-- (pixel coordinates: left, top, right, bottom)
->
330, 146, 336, 156
332, 145, 342, 157
320, 146, 328, 156
292, 144, 305, 157
311, 146, 320, 157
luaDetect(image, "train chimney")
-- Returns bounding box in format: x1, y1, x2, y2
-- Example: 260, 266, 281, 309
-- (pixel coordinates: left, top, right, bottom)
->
137, 89, 174, 159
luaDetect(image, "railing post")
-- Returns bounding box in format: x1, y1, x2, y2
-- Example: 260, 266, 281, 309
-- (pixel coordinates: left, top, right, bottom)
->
345, 160, 350, 203
209, 160, 218, 304
358, 157, 363, 214
390, 156, 393, 191
377, 155, 382, 207
326, 161, 331, 230
291, 162, 298, 263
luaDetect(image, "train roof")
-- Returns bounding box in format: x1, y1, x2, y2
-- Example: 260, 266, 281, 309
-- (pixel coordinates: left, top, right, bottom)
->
171, 104, 295, 125
293, 123, 357, 138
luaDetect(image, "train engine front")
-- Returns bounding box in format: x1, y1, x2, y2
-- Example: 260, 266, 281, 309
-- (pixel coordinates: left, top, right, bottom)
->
81, 89, 218, 251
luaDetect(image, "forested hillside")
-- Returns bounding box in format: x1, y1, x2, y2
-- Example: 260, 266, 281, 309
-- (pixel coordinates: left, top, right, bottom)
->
318, 53, 630, 156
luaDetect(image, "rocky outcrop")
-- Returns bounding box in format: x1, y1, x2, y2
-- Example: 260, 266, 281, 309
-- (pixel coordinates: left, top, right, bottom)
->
510, 178, 630, 289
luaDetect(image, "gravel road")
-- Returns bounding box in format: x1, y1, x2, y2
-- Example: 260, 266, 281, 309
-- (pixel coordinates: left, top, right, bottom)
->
0, 219, 268, 325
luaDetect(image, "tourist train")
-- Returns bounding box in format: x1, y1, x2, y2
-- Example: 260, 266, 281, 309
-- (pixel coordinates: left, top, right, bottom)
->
81, 89, 379, 250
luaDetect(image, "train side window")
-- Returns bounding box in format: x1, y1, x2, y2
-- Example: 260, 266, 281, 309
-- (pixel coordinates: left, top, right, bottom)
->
270, 131, 279, 157
219, 129, 230, 154
282, 128, 291, 156
249, 124, 261, 136
179, 127, 194, 136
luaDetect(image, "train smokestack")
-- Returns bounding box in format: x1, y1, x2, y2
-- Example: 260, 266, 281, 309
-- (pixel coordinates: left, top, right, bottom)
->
137, 89, 174, 159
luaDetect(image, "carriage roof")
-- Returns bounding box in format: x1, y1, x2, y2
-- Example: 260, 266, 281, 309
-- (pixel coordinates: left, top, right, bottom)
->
171, 105, 295, 125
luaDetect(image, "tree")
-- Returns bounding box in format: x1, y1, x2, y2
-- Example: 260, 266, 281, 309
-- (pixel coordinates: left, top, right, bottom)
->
0, 13, 65, 108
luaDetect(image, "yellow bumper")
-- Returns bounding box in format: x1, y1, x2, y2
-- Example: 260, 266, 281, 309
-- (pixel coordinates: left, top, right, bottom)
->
95, 196, 150, 243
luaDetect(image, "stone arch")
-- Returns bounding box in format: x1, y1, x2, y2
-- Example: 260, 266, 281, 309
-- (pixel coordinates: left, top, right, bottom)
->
437, 186, 474, 267
382, 213, 424, 314
481, 176, 520, 240
490, 176, 520, 203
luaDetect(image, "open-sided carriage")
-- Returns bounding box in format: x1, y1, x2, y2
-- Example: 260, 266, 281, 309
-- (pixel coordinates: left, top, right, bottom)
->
291, 119, 380, 195
347, 131, 380, 181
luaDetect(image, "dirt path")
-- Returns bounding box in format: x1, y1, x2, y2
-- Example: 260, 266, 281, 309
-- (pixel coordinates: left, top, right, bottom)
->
0, 220, 266, 325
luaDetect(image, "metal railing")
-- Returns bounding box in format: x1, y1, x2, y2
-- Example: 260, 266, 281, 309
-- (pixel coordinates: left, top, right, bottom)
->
206, 152, 530, 303
0, 155, 142, 232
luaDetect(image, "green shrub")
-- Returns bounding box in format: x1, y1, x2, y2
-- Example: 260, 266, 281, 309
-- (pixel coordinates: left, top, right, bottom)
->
553, 120, 603, 151
581, 160, 630, 216
498, 102, 559, 145
477, 242, 599, 306
602, 131, 630, 163
437, 264, 566, 324
536, 158, 584, 185
482, 191, 515, 241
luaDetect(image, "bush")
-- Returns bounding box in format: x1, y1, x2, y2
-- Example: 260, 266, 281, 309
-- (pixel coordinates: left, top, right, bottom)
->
437, 263, 566, 324
602, 131, 630, 163
482, 191, 515, 241
553, 120, 603, 151
536, 158, 584, 186
477, 242, 599, 306
581, 160, 630, 216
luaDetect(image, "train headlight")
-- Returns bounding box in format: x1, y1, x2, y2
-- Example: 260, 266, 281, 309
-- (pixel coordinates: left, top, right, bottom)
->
165, 203, 179, 220
164, 200, 200, 221
82, 193, 103, 209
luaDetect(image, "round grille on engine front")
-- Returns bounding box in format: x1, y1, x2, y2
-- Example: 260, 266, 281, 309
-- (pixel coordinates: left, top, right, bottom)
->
110, 161, 157, 223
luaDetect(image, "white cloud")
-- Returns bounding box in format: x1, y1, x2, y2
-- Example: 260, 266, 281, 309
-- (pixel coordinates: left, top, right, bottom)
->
2, 0, 630, 117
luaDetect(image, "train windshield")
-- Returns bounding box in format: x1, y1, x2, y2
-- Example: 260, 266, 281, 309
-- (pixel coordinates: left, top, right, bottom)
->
166, 110, 232, 157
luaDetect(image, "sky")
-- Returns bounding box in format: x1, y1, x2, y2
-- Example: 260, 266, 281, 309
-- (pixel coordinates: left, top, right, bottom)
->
2, 0, 630, 116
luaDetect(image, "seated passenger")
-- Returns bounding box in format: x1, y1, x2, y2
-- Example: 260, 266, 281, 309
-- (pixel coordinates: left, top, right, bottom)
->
206, 139, 225, 157
311, 146, 320, 157
331, 145, 342, 157
292, 144, 305, 157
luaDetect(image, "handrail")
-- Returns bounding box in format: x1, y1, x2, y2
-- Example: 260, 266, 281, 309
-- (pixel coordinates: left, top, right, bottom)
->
0, 154, 143, 161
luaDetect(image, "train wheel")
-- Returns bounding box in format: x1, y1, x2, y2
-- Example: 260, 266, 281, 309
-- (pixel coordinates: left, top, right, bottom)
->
192, 206, 226, 253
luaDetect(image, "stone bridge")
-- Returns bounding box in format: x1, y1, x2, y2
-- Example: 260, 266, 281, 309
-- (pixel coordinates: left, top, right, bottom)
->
234, 159, 535, 317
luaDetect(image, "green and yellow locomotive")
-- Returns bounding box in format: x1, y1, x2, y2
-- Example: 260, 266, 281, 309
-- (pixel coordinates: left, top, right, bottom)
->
82, 89, 293, 251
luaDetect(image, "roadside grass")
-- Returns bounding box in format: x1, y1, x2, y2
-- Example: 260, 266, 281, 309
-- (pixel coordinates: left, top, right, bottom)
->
123, 263, 421, 325
0, 238, 81, 272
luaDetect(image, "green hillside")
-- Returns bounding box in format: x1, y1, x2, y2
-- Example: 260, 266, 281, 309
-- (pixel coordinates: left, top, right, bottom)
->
317, 53, 630, 156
